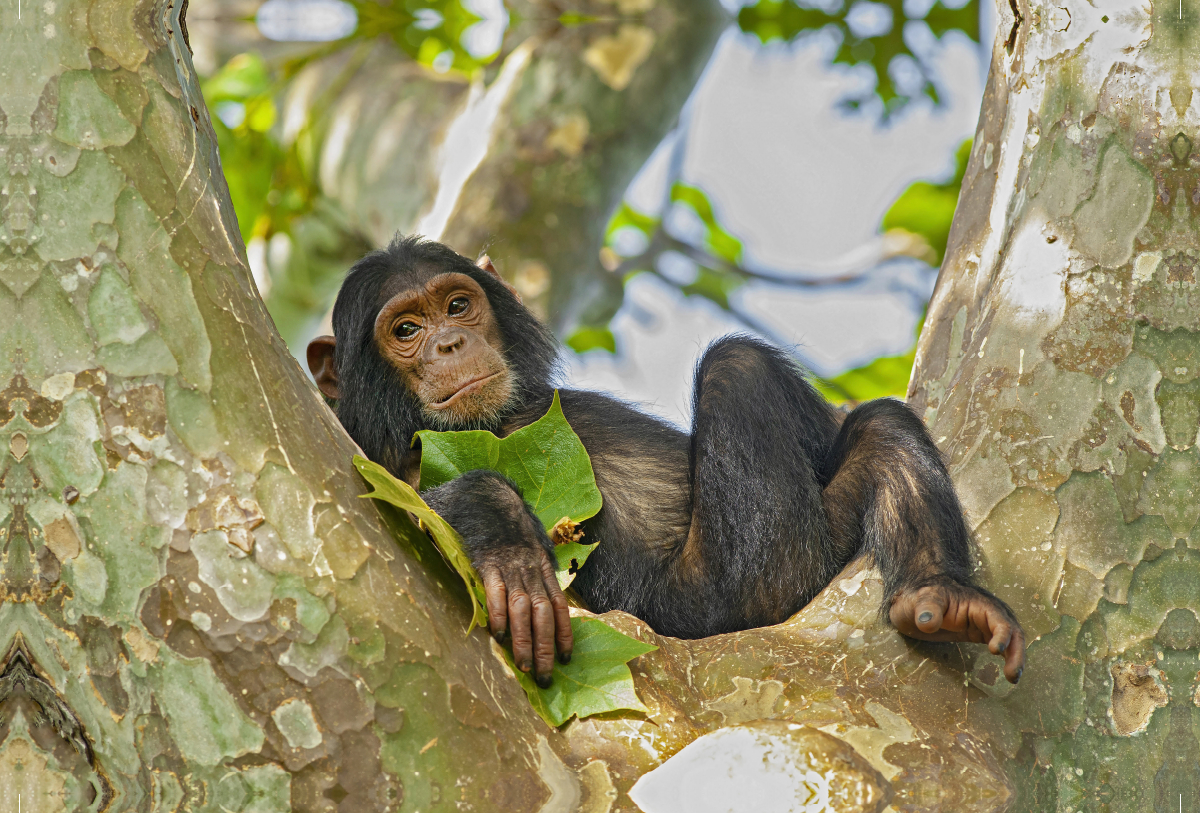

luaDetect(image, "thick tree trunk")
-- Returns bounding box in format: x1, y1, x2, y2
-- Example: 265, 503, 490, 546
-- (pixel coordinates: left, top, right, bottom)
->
0, 1, 568, 810
908, 0, 1200, 807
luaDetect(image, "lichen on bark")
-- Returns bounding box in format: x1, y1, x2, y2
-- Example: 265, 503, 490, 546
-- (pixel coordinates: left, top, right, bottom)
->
0, 0, 571, 808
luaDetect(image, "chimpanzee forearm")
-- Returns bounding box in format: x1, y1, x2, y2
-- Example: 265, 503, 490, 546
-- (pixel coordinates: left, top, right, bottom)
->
423, 469, 554, 561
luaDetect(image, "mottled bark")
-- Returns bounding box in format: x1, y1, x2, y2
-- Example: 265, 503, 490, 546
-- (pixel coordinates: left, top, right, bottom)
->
0, 1, 570, 810
910, 0, 1200, 807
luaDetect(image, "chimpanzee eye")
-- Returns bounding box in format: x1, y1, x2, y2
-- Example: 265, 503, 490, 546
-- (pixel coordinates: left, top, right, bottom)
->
448, 297, 469, 316
395, 322, 420, 339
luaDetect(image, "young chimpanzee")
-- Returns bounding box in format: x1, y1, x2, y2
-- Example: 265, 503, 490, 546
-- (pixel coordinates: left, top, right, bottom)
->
308, 236, 1026, 688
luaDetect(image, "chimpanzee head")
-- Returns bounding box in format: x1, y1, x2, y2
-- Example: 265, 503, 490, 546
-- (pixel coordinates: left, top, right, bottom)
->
307, 235, 559, 475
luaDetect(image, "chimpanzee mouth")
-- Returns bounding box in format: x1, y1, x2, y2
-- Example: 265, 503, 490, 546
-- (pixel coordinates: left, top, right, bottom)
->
432, 373, 500, 407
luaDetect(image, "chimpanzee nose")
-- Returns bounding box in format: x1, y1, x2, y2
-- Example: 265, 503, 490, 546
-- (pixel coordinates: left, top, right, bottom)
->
436, 333, 465, 354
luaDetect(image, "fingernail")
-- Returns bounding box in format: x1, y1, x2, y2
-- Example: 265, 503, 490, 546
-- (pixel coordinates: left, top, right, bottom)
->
493, 631, 507, 645
1014, 667, 1023, 684
558, 651, 572, 665
918, 612, 933, 624
997, 641, 1007, 654
536, 674, 552, 689
520, 660, 532, 672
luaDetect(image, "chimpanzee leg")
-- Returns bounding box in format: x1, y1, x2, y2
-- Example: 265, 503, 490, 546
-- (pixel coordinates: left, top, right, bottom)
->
821, 399, 1025, 681
663, 336, 844, 637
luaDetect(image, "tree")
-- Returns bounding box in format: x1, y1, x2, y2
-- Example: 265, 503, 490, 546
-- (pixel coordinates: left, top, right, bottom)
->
1, 3, 1181, 813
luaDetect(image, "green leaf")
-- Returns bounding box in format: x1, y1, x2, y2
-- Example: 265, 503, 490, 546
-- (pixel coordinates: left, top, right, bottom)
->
358, 449, 650, 728
554, 540, 597, 590
815, 347, 916, 403
605, 201, 660, 242
417, 391, 604, 530
671, 183, 744, 264
510, 617, 657, 726
354, 455, 489, 631
565, 326, 617, 354
680, 266, 743, 310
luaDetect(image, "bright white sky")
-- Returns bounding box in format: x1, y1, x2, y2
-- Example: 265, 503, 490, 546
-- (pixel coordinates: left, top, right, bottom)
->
568, 19, 992, 427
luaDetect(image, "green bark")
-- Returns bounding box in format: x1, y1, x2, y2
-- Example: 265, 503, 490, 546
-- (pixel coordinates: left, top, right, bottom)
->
908, 0, 1200, 807
0, 0, 569, 809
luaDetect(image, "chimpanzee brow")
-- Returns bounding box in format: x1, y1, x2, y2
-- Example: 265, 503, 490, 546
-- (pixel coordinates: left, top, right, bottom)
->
375, 271, 477, 317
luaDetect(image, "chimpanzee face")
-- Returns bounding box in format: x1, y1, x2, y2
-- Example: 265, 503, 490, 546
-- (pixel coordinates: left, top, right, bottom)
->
370, 271, 514, 428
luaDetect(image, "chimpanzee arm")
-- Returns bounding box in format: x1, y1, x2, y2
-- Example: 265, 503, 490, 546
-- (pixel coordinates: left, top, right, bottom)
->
423, 470, 572, 686
822, 400, 1026, 682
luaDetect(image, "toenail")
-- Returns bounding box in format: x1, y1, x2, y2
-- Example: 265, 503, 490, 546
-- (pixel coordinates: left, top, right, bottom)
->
918, 612, 933, 624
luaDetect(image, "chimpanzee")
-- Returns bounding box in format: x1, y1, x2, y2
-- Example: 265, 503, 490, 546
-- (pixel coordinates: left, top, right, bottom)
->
308, 236, 1025, 688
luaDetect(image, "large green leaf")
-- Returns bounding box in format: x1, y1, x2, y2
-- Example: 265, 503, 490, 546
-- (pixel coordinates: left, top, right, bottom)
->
510, 617, 657, 727
417, 391, 604, 530
355, 456, 489, 631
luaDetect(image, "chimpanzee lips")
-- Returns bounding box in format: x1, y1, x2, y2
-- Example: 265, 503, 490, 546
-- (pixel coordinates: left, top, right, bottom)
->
432, 372, 501, 407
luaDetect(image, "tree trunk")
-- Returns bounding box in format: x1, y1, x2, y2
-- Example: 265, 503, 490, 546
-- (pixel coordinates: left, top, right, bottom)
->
0, 1, 570, 810
908, 0, 1200, 807
438, 0, 726, 334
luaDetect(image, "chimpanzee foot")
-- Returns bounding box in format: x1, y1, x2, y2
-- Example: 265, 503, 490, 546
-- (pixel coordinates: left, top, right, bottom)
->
889, 580, 1026, 684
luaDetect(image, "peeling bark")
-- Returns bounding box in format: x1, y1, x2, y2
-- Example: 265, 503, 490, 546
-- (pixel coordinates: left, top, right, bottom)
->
0, 0, 567, 809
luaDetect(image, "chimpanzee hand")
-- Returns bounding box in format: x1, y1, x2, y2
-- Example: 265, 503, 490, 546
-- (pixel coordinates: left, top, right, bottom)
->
423, 469, 573, 687
476, 544, 573, 688
890, 579, 1026, 684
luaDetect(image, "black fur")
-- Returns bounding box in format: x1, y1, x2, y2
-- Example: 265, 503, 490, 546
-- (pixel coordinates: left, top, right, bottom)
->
331, 236, 1016, 641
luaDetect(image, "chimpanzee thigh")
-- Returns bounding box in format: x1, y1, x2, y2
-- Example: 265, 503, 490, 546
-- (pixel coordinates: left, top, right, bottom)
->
680, 336, 845, 635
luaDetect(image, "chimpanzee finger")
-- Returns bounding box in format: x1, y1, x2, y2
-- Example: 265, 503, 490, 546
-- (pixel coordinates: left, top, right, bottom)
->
975, 603, 1025, 683
506, 575, 534, 674
539, 551, 573, 664
527, 582, 558, 688
480, 566, 509, 644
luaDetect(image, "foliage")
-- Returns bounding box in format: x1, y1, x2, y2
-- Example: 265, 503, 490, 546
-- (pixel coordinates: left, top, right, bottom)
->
814, 344, 915, 402
203, 52, 314, 245
357, 397, 656, 726
202, 53, 371, 349
881, 139, 972, 266
512, 617, 656, 726
416, 391, 604, 529
350, 0, 495, 74
671, 183, 744, 266
737, 0, 980, 116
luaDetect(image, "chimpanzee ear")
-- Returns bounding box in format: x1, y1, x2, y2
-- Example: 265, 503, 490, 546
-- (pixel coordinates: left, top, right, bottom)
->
476, 254, 522, 304
307, 335, 341, 400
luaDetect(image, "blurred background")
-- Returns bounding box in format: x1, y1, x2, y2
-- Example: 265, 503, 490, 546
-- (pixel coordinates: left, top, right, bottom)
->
191, 0, 992, 428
